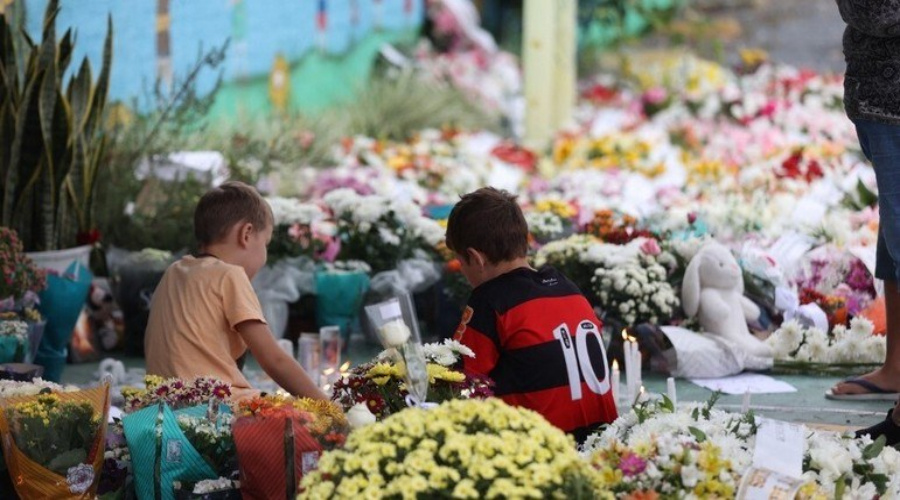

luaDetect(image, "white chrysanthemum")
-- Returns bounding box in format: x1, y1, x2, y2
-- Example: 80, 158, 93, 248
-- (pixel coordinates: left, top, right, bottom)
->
378, 227, 401, 247
848, 317, 874, 341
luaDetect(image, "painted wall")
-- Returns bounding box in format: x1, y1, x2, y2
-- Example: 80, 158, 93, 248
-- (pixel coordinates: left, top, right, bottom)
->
16, 0, 423, 119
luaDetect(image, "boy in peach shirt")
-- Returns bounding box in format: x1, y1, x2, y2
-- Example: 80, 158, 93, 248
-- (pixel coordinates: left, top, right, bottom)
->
145, 181, 326, 401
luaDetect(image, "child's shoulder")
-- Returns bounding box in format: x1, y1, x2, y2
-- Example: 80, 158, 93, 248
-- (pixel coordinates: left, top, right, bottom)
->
170, 256, 246, 281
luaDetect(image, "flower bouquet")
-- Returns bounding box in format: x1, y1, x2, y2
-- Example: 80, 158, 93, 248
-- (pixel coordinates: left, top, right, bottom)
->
0, 318, 28, 364
331, 339, 493, 420
581, 395, 900, 498
299, 398, 597, 498
589, 239, 680, 327
363, 294, 431, 409
767, 317, 884, 376
120, 377, 236, 500
0, 382, 111, 499
232, 394, 348, 500
0, 228, 47, 366
314, 260, 371, 343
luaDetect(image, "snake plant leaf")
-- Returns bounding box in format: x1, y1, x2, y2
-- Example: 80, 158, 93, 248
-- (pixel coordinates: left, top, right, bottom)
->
67, 57, 91, 133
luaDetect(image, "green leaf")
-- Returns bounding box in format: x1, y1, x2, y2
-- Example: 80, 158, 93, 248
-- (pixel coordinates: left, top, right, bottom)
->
834, 474, 846, 500
691, 407, 699, 421
688, 426, 707, 442
660, 395, 675, 413
45, 447, 86, 475
856, 178, 878, 208
863, 435, 886, 461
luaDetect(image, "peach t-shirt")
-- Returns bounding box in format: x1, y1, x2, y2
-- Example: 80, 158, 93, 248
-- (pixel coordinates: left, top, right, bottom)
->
145, 255, 266, 401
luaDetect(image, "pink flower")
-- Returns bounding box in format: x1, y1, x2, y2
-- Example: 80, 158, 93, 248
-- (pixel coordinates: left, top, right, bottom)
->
639, 238, 661, 256
642, 87, 668, 105
619, 452, 647, 477
318, 238, 341, 263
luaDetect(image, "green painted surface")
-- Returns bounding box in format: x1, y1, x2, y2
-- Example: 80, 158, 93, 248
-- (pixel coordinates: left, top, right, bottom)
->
208, 28, 420, 122
64, 344, 890, 430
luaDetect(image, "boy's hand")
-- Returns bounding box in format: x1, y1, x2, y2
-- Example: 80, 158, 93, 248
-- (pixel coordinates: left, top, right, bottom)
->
236, 320, 329, 401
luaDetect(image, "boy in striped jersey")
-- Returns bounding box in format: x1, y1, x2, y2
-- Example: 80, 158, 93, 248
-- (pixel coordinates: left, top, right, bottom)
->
447, 187, 618, 443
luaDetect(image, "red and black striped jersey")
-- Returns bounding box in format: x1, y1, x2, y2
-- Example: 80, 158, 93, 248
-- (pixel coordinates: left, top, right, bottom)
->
454, 266, 618, 439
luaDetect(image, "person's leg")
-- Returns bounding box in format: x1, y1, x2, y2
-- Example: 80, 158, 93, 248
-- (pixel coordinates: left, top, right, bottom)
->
831, 119, 900, 396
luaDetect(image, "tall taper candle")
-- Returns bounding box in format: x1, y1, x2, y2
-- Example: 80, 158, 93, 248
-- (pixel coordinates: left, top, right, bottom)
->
611, 359, 621, 405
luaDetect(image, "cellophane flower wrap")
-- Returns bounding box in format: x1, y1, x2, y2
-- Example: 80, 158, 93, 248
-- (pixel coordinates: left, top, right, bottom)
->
331, 339, 493, 419
120, 376, 235, 500
580, 396, 900, 498
0, 382, 110, 499
233, 394, 348, 500
0, 318, 28, 364
299, 398, 598, 499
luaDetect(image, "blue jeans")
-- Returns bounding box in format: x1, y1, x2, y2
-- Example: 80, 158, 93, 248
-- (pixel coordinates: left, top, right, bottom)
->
856, 119, 900, 282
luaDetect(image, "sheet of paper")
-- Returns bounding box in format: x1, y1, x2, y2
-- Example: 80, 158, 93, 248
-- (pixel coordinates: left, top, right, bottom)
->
689, 373, 797, 395
380, 301, 402, 320
736, 466, 805, 500
752, 419, 805, 478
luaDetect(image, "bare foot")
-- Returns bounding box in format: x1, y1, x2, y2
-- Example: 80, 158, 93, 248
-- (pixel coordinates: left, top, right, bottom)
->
830, 367, 900, 395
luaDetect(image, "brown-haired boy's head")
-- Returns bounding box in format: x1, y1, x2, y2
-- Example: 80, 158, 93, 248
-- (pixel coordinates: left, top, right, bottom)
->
194, 181, 274, 279
446, 187, 530, 286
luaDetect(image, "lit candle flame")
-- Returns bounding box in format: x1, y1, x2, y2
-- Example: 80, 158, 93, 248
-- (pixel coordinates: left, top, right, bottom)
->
322, 384, 331, 392
639, 385, 645, 394
340, 361, 351, 372
621, 329, 628, 340
323, 368, 335, 376
612, 359, 619, 370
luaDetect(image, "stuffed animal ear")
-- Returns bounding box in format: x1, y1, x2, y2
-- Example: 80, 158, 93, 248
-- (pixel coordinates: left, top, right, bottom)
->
682, 251, 703, 318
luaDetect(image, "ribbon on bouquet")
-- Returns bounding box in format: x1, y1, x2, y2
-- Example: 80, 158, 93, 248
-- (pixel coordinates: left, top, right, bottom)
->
774, 286, 829, 332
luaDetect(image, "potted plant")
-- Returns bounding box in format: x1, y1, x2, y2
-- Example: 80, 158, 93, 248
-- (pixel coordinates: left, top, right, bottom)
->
0, 0, 112, 271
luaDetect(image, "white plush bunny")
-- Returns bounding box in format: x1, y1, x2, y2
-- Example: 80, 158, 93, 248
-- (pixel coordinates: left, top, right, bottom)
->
682, 240, 773, 370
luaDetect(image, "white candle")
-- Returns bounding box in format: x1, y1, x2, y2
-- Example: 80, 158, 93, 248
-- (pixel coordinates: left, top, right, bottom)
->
633, 339, 642, 391
666, 377, 677, 408
742, 390, 751, 413
624, 341, 634, 404
611, 360, 620, 405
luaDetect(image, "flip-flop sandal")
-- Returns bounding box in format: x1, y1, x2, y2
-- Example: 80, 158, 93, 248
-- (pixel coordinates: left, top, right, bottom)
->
825, 378, 900, 401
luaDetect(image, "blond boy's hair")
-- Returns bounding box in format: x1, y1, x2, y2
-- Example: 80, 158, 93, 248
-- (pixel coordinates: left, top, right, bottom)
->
194, 181, 273, 246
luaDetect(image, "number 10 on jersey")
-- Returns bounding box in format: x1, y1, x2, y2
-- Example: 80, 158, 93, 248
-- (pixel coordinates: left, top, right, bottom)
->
553, 320, 611, 400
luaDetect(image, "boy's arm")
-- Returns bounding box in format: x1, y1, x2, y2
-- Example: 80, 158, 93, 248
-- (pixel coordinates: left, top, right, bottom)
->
236, 319, 329, 401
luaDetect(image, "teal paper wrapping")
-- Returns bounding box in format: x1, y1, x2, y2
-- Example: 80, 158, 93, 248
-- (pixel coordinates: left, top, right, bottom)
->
122, 404, 231, 500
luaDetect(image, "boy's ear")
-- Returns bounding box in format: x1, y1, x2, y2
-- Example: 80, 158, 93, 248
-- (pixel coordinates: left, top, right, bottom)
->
238, 222, 254, 247
466, 248, 485, 267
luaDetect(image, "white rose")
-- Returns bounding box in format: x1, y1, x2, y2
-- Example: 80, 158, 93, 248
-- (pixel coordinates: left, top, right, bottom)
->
346, 403, 377, 429
379, 319, 411, 347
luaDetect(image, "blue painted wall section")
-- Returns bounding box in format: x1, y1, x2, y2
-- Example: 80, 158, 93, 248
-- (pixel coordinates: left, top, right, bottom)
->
19, 0, 424, 118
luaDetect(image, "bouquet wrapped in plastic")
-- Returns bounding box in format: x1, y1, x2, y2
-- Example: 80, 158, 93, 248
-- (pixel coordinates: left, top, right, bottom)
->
122, 402, 236, 500
364, 294, 431, 408
233, 394, 348, 500
314, 261, 371, 342
0, 318, 28, 364
119, 376, 237, 500
0, 382, 110, 499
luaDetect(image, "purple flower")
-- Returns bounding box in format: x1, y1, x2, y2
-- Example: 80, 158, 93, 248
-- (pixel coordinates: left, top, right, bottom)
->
619, 452, 647, 477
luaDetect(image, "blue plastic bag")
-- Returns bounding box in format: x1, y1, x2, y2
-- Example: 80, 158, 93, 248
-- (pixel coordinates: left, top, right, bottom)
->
315, 269, 370, 340
35, 261, 92, 381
